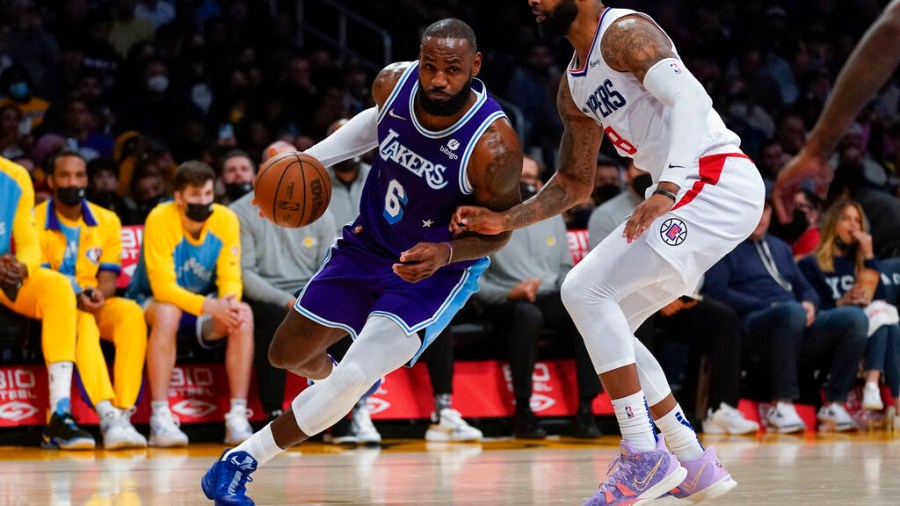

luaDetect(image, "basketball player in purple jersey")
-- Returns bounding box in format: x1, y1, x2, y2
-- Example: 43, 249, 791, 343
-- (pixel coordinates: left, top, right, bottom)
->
202, 19, 523, 505
452, 1, 765, 504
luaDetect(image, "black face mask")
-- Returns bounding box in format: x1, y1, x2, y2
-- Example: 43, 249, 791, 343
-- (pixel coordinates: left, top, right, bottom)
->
137, 195, 164, 215
631, 173, 653, 199
56, 186, 86, 207
520, 182, 538, 200
835, 235, 857, 251
225, 182, 253, 201
785, 209, 809, 237
185, 202, 214, 223
593, 184, 621, 205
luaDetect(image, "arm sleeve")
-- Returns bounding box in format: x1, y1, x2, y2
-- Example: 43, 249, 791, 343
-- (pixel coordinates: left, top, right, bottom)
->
703, 259, 771, 316
144, 212, 207, 315
237, 209, 293, 307
12, 175, 41, 276
99, 213, 123, 274
641, 58, 713, 188
304, 107, 378, 168
215, 211, 243, 300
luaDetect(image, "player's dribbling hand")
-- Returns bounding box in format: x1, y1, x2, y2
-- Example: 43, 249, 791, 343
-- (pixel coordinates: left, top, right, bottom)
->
623, 194, 675, 244
450, 206, 506, 236
773, 148, 831, 224
392, 242, 452, 283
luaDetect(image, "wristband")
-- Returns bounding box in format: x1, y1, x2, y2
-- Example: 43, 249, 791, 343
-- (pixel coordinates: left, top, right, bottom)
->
652, 189, 677, 202
441, 242, 454, 265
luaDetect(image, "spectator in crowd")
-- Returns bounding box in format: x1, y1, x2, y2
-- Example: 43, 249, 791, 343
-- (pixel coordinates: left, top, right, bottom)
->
0, 156, 92, 449
587, 162, 652, 250
473, 156, 602, 439
0, 65, 50, 132
126, 161, 254, 447
0, 103, 27, 160
757, 139, 789, 185
127, 161, 168, 225
323, 118, 371, 235
828, 159, 900, 259
62, 96, 114, 160
230, 142, 335, 424
591, 155, 624, 208
217, 149, 255, 206
798, 200, 900, 413
135, 0, 177, 29
109, 0, 155, 58
790, 188, 824, 259
422, 327, 484, 442
587, 162, 757, 435
3, 2, 60, 97
86, 156, 130, 223
36, 149, 147, 449
704, 200, 868, 433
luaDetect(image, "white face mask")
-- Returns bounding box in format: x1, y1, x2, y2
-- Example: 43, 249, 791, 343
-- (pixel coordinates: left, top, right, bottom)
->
147, 75, 169, 94
191, 83, 213, 112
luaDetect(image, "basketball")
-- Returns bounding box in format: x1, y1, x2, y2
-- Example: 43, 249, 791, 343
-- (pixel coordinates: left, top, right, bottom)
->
254, 151, 331, 228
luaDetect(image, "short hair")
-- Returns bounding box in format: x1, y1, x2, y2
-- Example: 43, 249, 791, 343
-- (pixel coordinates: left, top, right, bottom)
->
220, 149, 254, 174
422, 18, 477, 51
47, 148, 86, 175
174, 161, 216, 192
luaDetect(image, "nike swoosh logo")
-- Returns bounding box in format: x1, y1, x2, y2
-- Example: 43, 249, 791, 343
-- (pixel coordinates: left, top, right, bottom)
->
632, 455, 665, 491
681, 463, 706, 491
388, 109, 406, 121
668, 164, 686, 169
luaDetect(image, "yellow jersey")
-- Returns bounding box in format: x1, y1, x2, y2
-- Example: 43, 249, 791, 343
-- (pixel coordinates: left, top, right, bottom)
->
126, 201, 242, 315
34, 199, 122, 292
0, 157, 41, 275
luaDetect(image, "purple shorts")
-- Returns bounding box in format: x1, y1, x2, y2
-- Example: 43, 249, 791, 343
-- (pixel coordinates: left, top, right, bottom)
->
294, 235, 487, 365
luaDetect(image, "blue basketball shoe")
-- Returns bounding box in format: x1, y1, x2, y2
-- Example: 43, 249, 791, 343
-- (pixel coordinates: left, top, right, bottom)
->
201, 449, 258, 506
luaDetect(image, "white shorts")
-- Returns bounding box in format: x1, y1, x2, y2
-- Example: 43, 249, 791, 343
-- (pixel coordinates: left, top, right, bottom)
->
644, 152, 765, 288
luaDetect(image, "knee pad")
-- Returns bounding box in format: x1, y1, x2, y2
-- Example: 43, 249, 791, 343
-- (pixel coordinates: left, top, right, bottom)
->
292, 360, 370, 436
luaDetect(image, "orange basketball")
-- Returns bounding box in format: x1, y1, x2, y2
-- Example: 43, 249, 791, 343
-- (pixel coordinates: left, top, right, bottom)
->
254, 151, 331, 228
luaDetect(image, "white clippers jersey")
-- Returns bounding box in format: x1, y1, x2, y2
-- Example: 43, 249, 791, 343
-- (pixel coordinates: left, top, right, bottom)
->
566, 8, 740, 181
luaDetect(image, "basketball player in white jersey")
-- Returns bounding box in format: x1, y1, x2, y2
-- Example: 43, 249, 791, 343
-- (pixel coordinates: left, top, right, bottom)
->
452, 1, 765, 504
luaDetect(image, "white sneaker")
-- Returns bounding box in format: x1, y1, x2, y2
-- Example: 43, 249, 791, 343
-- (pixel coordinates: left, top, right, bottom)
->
702, 402, 760, 435
862, 382, 884, 411
224, 409, 254, 445
425, 408, 483, 442
817, 403, 857, 432
100, 408, 147, 449
766, 401, 806, 433
149, 410, 189, 447
352, 404, 381, 444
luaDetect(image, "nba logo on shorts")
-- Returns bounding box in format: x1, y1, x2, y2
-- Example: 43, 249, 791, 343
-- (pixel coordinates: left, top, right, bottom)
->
660, 218, 687, 246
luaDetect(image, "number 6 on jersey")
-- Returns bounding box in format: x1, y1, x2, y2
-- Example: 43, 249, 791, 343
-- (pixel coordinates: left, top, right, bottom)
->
383, 179, 408, 224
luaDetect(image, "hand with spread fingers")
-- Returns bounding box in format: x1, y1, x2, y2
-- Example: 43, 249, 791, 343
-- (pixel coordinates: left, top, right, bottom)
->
622, 193, 676, 244
450, 206, 506, 237
392, 242, 453, 283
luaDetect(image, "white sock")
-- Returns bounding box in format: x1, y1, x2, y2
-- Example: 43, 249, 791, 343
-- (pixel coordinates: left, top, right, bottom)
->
151, 401, 171, 416
47, 361, 74, 414
611, 391, 656, 451
656, 404, 704, 461
96, 400, 116, 418
225, 423, 283, 466
230, 398, 248, 413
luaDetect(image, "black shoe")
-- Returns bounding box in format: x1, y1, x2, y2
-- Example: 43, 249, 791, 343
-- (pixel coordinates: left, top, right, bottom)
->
572, 411, 602, 439
513, 411, 547, 440
42, 412, 95, 450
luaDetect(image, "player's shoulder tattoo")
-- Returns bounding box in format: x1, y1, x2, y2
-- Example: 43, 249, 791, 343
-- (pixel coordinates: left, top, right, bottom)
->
372, 61, 414, 106
600, 15, 676, 82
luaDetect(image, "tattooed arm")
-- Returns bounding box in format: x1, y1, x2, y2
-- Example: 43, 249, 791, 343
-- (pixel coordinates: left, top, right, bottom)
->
450, 80, 603, 235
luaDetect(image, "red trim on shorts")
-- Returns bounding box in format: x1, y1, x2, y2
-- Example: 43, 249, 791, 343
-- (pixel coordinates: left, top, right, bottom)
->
671, 153, 750, 211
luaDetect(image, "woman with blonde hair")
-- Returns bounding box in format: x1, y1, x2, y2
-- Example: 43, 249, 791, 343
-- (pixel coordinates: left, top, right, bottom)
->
798, 200, 900, 413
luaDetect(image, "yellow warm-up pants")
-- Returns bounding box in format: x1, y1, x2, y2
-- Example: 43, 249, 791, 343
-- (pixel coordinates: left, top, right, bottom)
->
0, 268, 76, 364
75, 297, 147, 409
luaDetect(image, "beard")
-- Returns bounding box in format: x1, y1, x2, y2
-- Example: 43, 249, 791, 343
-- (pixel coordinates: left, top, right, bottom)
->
538, 0, 578, 38
417, 75, 473, 117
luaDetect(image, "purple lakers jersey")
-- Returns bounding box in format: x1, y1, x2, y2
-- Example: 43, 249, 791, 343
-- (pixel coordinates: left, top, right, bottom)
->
354, 62, 507, 269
